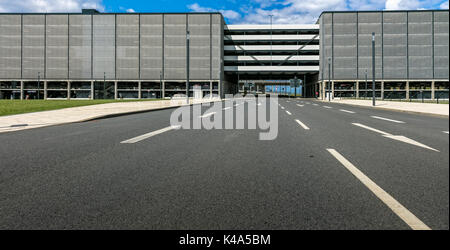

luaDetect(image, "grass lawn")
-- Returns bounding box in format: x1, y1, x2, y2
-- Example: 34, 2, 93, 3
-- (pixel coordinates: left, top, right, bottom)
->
0, 99, 163, 117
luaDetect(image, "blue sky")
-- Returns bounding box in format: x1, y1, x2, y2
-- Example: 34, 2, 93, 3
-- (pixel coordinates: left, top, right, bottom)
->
0, 0, 448, 24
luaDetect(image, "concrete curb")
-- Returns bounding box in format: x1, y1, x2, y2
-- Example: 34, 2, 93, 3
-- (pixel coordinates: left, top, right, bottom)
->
316, 99, 449, 118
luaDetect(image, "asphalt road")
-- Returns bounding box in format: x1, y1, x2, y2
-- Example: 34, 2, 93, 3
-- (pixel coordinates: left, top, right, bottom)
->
0, 97, 448, 230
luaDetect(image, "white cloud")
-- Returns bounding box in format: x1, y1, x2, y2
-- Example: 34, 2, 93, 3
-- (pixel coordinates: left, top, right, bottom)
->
0, 0, 104, 13
440, 0, 449, 8
126, 8, 135, 13
188, 3, 241, 21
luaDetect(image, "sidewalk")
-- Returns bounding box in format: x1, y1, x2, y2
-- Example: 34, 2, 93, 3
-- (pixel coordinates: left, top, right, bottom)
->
317, 98, 449, 117
0, 98, 221, 133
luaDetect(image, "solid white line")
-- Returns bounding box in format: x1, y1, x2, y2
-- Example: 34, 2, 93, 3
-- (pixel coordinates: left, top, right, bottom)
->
352, 123, 391, 136
339, 109, 355, 114
326, 149, 431, 230
295, 119, 310, 130
443, 131, 449, 134
286, 111, 292, 115
199, 112, 216, 118
352, 123, 439, 152
371, 116, 405, 124
297, 104, 304, 107
323, 106, 332, 109
121, 126, 181, 144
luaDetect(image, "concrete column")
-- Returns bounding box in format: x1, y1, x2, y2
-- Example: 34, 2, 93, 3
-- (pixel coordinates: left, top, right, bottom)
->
138, 81, 142, 99
381, 81, 384, 100
209, 81, 213, 98
20, 81, 24, 100
431, 81, 435, 100
162, 81, 165, 98
67, 81, 70, 100
406, 81, 410, 100
356, 81, 359, 98
114, 81, 118, 100
43, 81, 47, 100
90, 81, 94, 100
331, 81, 335, 99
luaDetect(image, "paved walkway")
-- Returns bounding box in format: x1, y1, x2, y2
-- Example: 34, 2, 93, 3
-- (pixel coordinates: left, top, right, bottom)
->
0, 98, 221, 133
317, 98, 449, 116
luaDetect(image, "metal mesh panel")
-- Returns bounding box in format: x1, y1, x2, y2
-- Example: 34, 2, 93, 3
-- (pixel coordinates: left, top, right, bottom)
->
333, 13, 357, 80
434, 11, 449, 79
116, 14, 139, 80
164, 14, 186, 80
69, 15, 91, 79
358, 12, 382, 80
140, 14, 163, 80
93, 15, 115, 80
408, 12, 432, 79
22, 15, 45, 79
188, 14, 210, 80
383, 12, 407, 79
321, 13, 333, 80
46, 15, 68, 79
0, 15, 21, 79
211, 14, 222, 80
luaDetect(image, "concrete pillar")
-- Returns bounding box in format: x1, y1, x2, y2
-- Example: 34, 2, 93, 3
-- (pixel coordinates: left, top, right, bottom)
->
67, 81, 70, 100
20, 81, 24, 100
331, 81, 335, 99
138, 81, 142, 99
431, 81, 435, 100
114, 81, 118, 100
162, 81, 165, 98
209, 81, 213, 98
406, 81, 410, 100
356, 81, 359, 98
43, 81, 47, 100
381, 81, 384, 100
90, 81, 94, 100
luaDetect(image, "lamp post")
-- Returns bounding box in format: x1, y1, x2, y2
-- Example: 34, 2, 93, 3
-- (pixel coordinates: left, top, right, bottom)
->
186, 30, 190, 104
160, 70, 163, 99
372, 32, 376, 106
365, 69, 368, 99
328, 57, 331, 102
37, 72, 40, 99
103, 72, 106, 99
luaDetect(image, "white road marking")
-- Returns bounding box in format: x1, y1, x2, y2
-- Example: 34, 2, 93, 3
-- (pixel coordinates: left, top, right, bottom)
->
371, 116, 405, 124
313, 103, 319, 106
323, 106, 332, 109
352, 123, 439, 152
281, 107, 285, 110
199, 112, 217, 118
443, 131, 449, 134
297, 104, 304, 107
339, 109, 355, 114
295, 119, 310, 130
326, 149, 431, 230
286, 111, 292, 115
305, 102, 311, 104
121, 126, 181, 144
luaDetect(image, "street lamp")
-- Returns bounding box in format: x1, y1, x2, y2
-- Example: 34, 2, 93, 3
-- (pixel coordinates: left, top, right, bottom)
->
160, 70, 163, 99
37, 72, 40, 99
328, 57, 331, 102
372, 32, 376, 106
365, 69, 368, 99
186, 30, 190, 104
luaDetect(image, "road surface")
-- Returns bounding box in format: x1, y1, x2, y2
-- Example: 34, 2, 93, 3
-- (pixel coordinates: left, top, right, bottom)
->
0, 98, 448, 229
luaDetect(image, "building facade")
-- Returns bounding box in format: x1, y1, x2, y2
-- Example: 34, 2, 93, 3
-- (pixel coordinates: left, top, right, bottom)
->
318, 10, 449, 100
0, 11, 224, 100
0, 9, 448, 100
